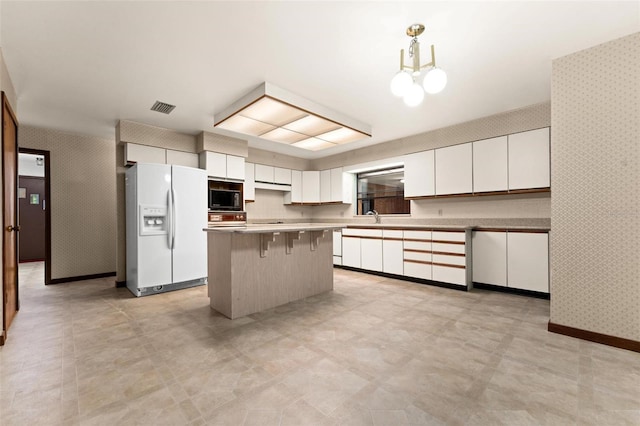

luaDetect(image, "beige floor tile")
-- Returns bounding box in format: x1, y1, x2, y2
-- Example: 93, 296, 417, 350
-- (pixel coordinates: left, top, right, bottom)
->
1, 262, 638, 425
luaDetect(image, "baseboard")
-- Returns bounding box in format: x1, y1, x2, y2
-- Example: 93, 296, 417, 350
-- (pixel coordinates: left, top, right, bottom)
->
548, 322, 640, 353
49, 271, 116, 285
473, 282, 550, 300
115, 280, 126, 288
0, 330, 5, 346
334, 265, 469, 292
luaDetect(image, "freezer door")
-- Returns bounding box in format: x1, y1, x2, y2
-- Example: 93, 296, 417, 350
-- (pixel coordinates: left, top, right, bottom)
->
136, 163, 173, 288
171, 165, 207, 283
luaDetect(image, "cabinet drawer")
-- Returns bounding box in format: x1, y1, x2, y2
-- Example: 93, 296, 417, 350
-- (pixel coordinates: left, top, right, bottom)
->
404, 240, 431, 251
404, 261, 432, 280
383, 229, 403, 239
432, 231, 465, 242
403, 230, 431, 240
432, 265, 466, 286
432, 253, 465, 267
404, 250, 431, 262
343, 228, 383, 238
432, 242, 465, 254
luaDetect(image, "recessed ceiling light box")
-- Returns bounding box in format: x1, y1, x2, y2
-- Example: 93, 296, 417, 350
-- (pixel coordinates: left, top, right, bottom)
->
214, 82, 371, 151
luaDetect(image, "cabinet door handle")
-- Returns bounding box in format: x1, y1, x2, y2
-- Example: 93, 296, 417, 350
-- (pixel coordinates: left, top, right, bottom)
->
6, 225, 20, 232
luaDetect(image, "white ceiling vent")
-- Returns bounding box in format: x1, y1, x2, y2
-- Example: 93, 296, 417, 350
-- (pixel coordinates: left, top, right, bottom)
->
150, 101, 176, 114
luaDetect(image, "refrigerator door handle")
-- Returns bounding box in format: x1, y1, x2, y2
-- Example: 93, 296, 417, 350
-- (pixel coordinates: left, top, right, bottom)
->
171, 187, 176, 250
167, 189, 173, 249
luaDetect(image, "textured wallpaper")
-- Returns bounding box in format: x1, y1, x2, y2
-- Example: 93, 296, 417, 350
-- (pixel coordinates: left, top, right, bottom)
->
550, 32, 640, 341
19, 126, 116, 280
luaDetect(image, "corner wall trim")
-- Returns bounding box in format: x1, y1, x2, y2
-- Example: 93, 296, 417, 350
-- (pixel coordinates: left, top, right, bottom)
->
548, 322, 640, 353
49, 271, 116, 285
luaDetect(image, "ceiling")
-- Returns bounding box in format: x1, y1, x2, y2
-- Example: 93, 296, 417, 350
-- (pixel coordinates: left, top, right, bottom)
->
1, 1, 638, 159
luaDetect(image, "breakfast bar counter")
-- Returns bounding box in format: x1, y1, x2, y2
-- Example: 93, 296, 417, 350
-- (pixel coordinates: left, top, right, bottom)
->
204, 223, 343, 319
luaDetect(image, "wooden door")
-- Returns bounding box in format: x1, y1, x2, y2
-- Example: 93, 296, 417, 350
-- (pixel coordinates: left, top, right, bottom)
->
19, 176, 46, 261
2, 92, 19, 343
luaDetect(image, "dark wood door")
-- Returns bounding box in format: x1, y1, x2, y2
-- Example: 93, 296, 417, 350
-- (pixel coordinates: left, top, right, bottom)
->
2, 92, 18, 343
19, 176, 45, 261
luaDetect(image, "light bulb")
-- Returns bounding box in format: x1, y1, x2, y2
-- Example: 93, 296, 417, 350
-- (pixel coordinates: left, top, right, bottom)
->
403, 82, 424, 107
423, 68, 447, 94
390, 71, 412, 97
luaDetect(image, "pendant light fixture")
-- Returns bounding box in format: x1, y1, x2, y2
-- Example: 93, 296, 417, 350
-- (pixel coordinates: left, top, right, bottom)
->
390, 23, 447, 107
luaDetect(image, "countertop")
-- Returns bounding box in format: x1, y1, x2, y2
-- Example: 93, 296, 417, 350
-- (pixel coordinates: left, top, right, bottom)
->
204, 223, 344, 234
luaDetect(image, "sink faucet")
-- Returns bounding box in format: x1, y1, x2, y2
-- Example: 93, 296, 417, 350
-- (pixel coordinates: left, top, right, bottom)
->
366, 210, 380, 224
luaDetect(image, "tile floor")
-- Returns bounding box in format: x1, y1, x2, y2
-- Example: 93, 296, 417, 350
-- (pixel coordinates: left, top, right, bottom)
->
1, 262, 639, 425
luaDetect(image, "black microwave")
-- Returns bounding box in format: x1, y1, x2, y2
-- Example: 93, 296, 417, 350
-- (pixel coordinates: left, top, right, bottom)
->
209, 188, 242, 211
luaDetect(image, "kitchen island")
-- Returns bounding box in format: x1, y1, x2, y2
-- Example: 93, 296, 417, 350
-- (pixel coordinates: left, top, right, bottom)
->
204, 223, 343, 319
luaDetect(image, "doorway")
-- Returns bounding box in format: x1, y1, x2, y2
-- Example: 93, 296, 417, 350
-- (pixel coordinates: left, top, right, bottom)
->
18, 149, 51, 285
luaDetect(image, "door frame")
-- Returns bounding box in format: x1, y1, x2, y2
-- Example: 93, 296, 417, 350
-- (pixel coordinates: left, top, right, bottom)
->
18, 148, 51, 284
2, 91, 18, 345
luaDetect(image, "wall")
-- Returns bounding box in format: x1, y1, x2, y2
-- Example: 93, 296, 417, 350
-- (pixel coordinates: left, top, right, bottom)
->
310, 102, 551, 225
550, 32, 640, 342
19, 126, 116, 280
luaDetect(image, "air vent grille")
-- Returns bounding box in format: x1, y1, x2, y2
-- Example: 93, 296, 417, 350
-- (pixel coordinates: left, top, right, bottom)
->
150, 101, 176, 114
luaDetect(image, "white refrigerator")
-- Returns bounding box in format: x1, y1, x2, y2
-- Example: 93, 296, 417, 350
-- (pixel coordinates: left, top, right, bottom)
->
125, 163, 207, 297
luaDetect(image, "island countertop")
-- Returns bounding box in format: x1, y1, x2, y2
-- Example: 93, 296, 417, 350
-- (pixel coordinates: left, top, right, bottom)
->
204, 223, 344, 233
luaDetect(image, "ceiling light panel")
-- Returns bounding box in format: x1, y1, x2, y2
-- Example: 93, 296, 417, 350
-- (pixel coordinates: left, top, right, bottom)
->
216, 115, 275, 136
292, 138, 336, 151
260, 127, 308, 144
317, 127, 365, 144
240, 97, 306, 127
282, 115, 340, 136
214, 83, 371, 152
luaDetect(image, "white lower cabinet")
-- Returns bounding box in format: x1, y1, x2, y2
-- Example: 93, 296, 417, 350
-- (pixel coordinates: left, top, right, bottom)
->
507, 232, 549, 293
403, 230, 432, 280
341, 236, 361, 268
472, 230, 549, 294
472, 231, 507, 286
382, 229, 403, 275
361, 238, 383, 272
432, 265, 467, 286
332, 230, 342, 266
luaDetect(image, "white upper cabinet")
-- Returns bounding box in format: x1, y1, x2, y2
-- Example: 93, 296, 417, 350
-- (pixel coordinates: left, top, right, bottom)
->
199, 151, 227, 179
166, 150, 199, 168
473, 136, 508, 193
435, 143, 473, 195
508, 127, 550, 190
244, 162, 255, 201
331, 168, 347, 203
254, 164, 275, 183
124, 143, 166, 166
302, 171, 320, 203
404, 150, 435, 197
284, 170, 303, 204
320, 169, 331, 203
226, 155, 245, 181
274, 167, 292, 185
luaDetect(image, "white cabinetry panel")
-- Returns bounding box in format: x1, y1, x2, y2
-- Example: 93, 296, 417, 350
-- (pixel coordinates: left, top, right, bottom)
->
125, 143, 166, 165
473, 136, 508, 193
432, 265, 467, 286
507, 232, 549, 293
166, 150, 198, 168
274, 167, 292, 185
226, 155, 245, 181
342, 236, 361, 268
333, 230, 342, 257
472, 231, 507, 286
361, 238, 383, 272
284, 170, 302, 204
255, 164, 274, 183
435, 144, 473, 195
199, 152, 227, 179
330, 168, 345, 202
320, 169, 331, 203
244, 162, 255, 201
383, 239, 403, 275
508, 128, 550, 190
302, 171, 320, 203
404, 151, 435, 197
